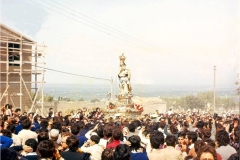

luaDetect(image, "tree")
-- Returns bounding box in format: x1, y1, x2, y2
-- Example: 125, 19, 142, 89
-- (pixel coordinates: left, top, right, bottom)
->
179, 95, 205, 110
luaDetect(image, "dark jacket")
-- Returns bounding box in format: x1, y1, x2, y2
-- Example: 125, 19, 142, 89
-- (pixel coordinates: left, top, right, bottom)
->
130, 152, 149, 160
61, 150, 84, 160
24, 155, 38, 160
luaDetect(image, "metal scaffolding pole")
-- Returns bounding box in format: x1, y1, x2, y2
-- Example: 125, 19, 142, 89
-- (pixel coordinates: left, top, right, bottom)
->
0, 30, 46, 115
20, 36, 23, 111
41, 42, 45, 116
6, 36, 9, 104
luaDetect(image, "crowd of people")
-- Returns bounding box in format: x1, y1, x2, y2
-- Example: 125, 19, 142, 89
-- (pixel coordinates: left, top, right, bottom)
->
0, 103, 239, 160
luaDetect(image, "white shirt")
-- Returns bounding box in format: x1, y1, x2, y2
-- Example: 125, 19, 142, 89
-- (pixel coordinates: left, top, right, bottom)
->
98, 138, 108, 148
81, 144, 103, 160
5, 109, 12, 116
166, 110, 173, 115
18, 129, 37, 145
11, 133, 21, 147
189, 143, 194, 149
216, 145, 236, 160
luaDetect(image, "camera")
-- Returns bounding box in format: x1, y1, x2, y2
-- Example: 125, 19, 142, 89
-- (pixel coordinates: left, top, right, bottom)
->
213, 113, 218, 119
224, 120, 232, 124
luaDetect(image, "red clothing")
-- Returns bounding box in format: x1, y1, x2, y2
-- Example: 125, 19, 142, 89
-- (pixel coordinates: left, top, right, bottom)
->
217, 153, 222, 160
106, 140, 120, 149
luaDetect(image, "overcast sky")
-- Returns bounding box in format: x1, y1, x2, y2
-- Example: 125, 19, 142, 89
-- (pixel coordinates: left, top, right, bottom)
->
1, 0, 239, 89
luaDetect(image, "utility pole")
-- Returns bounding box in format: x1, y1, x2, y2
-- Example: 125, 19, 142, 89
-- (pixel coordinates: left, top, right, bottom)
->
213, 66, 216, 113
110, 77, 113, 101
236, 74, 240, 112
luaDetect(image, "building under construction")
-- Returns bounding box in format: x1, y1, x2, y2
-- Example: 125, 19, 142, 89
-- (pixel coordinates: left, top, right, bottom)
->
0, 23, 46, 115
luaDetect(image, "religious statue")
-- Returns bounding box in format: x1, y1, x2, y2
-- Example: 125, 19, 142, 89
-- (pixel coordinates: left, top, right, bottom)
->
118, 53, 132, 95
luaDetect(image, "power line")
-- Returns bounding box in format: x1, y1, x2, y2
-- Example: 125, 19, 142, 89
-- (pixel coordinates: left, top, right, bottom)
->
34, 0, 213, 66
48, 0, 212, 67
28, 0, 150, 49
29, 0, 213, 68
34, 65, 111, 81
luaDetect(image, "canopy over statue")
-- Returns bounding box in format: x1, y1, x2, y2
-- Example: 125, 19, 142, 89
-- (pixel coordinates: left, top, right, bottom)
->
118, 53, 132, 95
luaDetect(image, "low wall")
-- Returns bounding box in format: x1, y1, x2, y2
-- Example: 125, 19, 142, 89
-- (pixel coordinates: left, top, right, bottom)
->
43, 100, 167, 116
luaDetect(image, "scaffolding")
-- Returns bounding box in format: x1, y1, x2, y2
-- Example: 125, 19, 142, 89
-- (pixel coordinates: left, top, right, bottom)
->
0, 24, 46, 116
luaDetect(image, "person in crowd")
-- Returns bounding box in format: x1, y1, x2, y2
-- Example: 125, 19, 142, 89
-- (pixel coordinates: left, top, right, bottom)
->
188, 140, 205, 158
161, 135, 187, 160
51, 121, 62, 144
81, 135, 103, 160
22, 138, 38, 160
31, 116, 40, 131
158, 119, 167, 138
229, 118, 239, 133
185, 131, 198, 153
93, 108, 102, 119
15, 116, 28, 134
128, 135, 148, 160
106, 128, 121, 149
83, 107, 88, 117
227, 153, 239, 160
58, 133, 71, 152
22, 112, 27, 117
1, 147, 27, 160
47, 108, 54, 118
1, 129, 12, 138
164, 118, 179, 139
49, 129, 60, 148
38, 119, 49, 132
37, 140, 63, 160
202, 138, 222, 160
215, 130, 236, 160
229, 129, 239, 151
113, 144, 130, 160
195, 145, 218, 160
87, 109, 93, 118
0, 135, 13, 148
37, 131, 49, 144
13, 108, 21, 118
60, 135, 84, 160
6, 124, 21, 146
195, 120, 205, 139
28, 113, 34, 123
71, 123, 87, 147
166, 108, 173, 116
126, 122, 138, 139
58, 111, 63, 120
5, 104, 13, 117
95, 123, 108, 148
147, 130, 164, 159
176, 131, 186, 151
79, 120, 88, 136
101, 148, 114, 160
18, 119, 38, 145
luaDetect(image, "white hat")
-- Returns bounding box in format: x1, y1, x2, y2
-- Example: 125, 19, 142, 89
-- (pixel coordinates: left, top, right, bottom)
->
49, 129, 59, 138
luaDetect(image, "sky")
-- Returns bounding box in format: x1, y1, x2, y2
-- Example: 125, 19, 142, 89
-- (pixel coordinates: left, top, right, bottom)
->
0, 0, 239, 90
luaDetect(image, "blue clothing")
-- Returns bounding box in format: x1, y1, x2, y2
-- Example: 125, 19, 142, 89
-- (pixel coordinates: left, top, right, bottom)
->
0, 136, 13, 148
79, 128, 88, 136
15, 124, 23, 134
15, 124, 36, 133
31, 122, 40, 131
130, 152, 149, 160
76, 135, 87, 147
